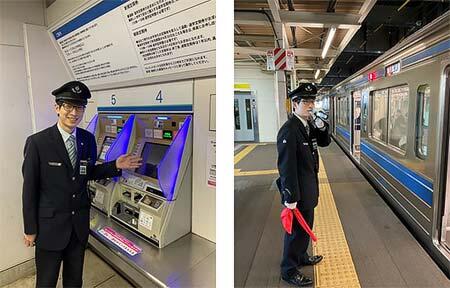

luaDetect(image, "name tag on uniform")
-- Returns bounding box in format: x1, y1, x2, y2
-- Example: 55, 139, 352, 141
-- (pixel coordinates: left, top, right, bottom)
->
303, 142, 309, 146
48, 161, 62, 167
80, 160, 88, 175
312, 139, 318, 150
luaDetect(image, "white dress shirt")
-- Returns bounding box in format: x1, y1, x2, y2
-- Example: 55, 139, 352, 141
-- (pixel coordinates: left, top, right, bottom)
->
57, 122, 77, 155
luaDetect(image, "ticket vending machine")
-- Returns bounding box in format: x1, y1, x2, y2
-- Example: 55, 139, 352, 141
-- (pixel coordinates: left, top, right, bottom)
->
86, 114, 133, 215
109, 113, 192, 248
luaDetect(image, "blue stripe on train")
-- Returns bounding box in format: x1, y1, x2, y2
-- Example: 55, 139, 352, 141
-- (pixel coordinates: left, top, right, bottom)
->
402, 39, 450, 67
336, 125, 350, 140
335, 125, 433, 205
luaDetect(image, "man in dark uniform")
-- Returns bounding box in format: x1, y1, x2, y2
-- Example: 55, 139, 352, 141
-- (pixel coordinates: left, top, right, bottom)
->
22, 81, 142, 288
276, 83, 331, 286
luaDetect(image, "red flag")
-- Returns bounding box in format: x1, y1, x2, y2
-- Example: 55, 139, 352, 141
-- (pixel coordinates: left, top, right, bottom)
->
281, 208, 294, 234
280, 207, 317, 242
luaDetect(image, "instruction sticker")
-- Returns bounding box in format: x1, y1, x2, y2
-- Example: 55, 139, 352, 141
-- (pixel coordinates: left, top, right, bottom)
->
145, 129, 153, 138
139, 211, 153, 230
93, 190, 105, 205
153, 129, 163, 139
206, 134, 216, 188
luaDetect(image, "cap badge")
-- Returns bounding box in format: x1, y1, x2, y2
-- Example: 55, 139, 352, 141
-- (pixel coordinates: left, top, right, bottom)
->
305, 85, 312, 92
72, 86, 82, 94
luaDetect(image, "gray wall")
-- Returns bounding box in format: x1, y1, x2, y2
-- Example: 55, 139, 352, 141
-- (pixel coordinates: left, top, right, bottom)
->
0, 0, 45, 274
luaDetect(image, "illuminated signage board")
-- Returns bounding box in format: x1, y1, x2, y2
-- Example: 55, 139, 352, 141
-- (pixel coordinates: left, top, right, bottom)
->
368, 71, 377, 81
162, 130, 173, 140
385, 62, 401, 76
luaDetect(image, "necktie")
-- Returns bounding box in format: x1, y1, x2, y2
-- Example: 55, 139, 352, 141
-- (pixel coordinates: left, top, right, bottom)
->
305, 122, 310, 136
67, 135, 77, 168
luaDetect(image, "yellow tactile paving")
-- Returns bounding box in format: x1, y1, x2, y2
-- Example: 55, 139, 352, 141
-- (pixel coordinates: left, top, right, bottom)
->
234, 144, 257, 165
313, 155, 361, 288
234, 168, 279, 176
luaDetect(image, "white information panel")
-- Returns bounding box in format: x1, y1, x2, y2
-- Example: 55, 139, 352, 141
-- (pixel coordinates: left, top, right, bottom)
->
206, 134, 216, 188
50, 0, 215, 87
94, 80, 193, 111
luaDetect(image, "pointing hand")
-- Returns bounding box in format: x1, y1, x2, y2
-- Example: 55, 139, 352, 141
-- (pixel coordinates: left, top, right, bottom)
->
116, 154, 142, 170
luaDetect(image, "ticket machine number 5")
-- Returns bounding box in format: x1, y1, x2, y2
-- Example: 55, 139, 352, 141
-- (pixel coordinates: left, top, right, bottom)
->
111, 94, 117, 105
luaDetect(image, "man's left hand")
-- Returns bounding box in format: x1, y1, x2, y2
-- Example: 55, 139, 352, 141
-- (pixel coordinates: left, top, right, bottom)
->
116, 154, 142, 170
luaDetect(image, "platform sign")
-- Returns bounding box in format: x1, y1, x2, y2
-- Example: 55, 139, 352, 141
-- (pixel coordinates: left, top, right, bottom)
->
266, 50, 275, 70
50, 0, 215, 87
94, 80, 193, 112
267, 48, 294, 71
286, 49, 295, 71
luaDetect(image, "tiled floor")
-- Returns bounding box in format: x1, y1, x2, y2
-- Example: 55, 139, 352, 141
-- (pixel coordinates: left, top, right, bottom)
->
4, 249, 133, 288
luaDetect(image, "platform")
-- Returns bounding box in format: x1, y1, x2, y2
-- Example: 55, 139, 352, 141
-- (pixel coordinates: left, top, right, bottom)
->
234, 140, 450, 287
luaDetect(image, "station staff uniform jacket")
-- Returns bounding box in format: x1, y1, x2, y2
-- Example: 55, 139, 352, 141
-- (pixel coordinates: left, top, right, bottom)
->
22, 124, 121, 251
276, 113, 330, 277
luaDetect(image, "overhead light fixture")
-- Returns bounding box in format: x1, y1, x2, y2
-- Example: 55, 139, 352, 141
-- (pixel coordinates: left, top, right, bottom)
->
397, 0, 411, 11
321, 26, 336, 59
314, 69, 320, 79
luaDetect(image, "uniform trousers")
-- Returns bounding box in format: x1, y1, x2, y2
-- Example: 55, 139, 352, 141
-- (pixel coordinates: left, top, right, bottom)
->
280, 208, 314, 278
35, 229, 86, 288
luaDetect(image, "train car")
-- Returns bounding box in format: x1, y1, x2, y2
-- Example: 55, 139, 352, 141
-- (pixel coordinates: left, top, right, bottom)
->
327, 11, 450, 275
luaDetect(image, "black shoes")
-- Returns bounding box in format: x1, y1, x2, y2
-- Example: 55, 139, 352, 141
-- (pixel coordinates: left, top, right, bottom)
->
282, 272, 313, 287
301, 255, 323, 266
281, 255, 323, 286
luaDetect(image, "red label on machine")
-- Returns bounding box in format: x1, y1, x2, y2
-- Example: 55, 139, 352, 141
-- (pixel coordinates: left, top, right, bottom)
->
98, 226, 142, 256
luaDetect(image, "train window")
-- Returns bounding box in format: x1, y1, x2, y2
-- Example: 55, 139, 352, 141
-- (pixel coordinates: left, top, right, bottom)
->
388, 85, 409, 152
234, 99, 240, 129
362, 99, 368, 133
371, 89, 388, 142
337, 96, 349, 129
416, 85, 430, 159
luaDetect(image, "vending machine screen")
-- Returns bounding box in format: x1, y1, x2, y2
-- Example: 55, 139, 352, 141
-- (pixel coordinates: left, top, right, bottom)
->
98, 136, 115, 161
136, 142, 169, 178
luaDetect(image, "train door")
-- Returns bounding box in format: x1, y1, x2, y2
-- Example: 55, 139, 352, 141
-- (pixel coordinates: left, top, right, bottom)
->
234, 92, 258, 142
351, 90, 362, 162
441, 66, 450, 252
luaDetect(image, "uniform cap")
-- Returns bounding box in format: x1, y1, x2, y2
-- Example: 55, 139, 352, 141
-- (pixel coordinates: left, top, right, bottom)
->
288, 83, 317, 101
52, 81, 91, 105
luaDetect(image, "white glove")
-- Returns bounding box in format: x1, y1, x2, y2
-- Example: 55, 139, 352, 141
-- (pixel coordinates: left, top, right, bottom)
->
284, 201, 297, 209
314, 117, 325, 129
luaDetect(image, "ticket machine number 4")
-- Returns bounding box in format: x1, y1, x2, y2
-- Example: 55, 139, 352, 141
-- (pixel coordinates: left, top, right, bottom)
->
156, 90, 163, 103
